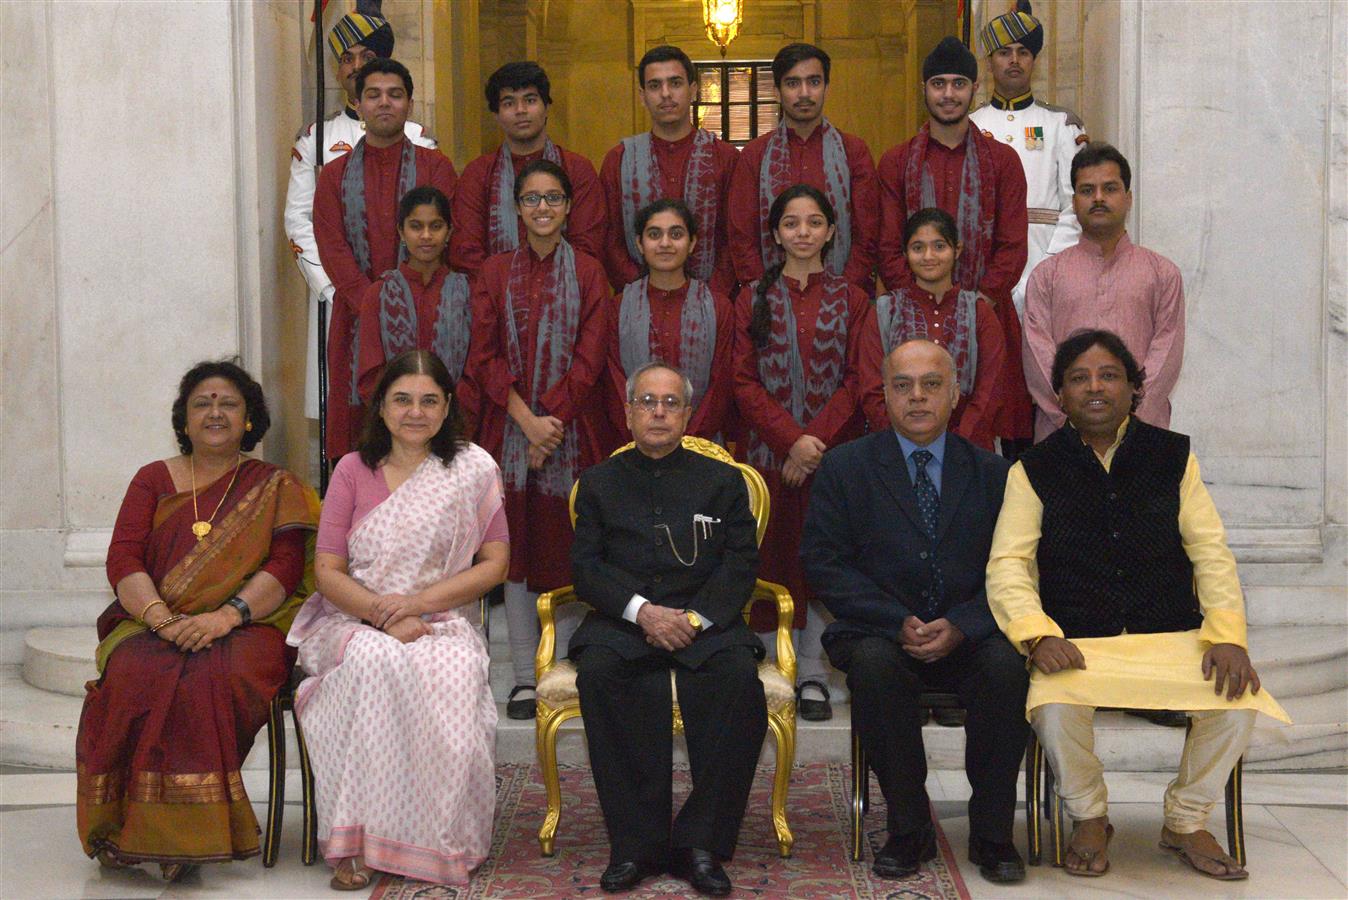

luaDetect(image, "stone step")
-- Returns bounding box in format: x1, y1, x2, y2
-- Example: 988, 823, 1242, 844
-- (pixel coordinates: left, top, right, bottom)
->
21, 627, 98, 697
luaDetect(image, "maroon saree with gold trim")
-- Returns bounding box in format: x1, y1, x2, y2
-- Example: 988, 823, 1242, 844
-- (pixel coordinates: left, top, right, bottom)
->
76, 459, 317, 865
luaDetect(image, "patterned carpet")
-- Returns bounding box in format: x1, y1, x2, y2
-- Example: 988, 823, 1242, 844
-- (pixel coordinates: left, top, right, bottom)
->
369, 762, 970, 899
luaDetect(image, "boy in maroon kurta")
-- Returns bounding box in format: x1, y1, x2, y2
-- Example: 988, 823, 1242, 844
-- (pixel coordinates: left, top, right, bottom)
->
725, 44, 879, 295
598, 46, 739, 295
313, 58, 458, 460
450, 62, 604, 278
876, 38, 1031, 444
465, 160, 613, 717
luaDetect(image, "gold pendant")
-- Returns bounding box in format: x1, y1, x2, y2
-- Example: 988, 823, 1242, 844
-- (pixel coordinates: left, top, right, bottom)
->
192, 521, 212, 540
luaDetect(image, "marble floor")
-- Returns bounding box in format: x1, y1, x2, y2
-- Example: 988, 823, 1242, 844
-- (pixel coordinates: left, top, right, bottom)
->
3, 766, 1344, 899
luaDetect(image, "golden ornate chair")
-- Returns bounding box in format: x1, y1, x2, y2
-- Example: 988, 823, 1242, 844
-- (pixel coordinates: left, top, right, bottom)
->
533, 436, 797, 858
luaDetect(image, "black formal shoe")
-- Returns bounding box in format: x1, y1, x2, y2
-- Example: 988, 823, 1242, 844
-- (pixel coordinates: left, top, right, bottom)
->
1125, 708, 1189, 728
796, 680, 833, 721
671, 848, 732, 897
931, 707, 966, 727
968, 836, 1026, 883
600, 859, 661, 893
872, 826, 937, 879
506, 684, 536, 720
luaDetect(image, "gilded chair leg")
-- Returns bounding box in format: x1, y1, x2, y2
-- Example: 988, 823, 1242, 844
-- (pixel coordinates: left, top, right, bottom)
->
1227, 756, 1245, 867
1026, 736, 1042, 866
293, 706, 318, 866
262, 696, 285, 868
536, 706, 573, 857
850, 726, 866, 862
766, 709, 795, 858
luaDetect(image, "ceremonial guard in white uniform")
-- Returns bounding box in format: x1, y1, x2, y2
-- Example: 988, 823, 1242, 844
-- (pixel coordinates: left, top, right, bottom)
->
969, 2, 1087, 315
283, 8, 436, 418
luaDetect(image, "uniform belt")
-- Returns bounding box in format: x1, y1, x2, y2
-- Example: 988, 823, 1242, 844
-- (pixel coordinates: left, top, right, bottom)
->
1028, 207, 1059, 225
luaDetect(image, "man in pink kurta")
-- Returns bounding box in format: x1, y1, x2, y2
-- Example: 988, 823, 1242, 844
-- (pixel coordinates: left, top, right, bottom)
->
1023, 143, 1184, 442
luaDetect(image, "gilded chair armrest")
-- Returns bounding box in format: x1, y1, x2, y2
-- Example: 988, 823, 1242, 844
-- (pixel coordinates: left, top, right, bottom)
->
753, 579, 796, 685
535, 586, 580, 681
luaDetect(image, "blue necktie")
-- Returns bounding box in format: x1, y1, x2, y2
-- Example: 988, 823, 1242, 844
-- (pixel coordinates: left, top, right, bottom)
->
911, 449, 943, 616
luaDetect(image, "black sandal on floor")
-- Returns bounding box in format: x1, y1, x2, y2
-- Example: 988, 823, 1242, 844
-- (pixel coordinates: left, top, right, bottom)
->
507, 684, 537, 720
796, 680, 832, 721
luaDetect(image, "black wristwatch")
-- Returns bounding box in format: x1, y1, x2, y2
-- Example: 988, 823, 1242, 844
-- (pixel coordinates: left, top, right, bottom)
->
224, 596, 251, 626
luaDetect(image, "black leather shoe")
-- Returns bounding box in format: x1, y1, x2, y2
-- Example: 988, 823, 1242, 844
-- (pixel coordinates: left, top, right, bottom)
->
796, 680, 833, 721
600, 859, 661, 893
671, 848, 731, 897
872, 826, 937, 879
506, 684, 536, 720
968, 836, 1025, 883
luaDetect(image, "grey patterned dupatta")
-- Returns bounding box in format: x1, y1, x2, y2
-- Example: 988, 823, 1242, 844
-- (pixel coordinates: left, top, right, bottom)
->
746, 271, 852, 470
340, 136, 418, 402
501, 240, 581, 496
618, 130, 721, 281
875, 287, 978, 395
757, 119, 852, 278
617, 277, 716, 406
376, 268, 474, 380
488, 139, 564, 255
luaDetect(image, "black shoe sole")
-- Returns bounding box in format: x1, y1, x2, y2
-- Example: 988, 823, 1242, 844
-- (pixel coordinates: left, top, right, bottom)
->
505, 699, 536, 720
968, 845, 1026, 883
798, 699, 833, 721
872, 834, 936, 879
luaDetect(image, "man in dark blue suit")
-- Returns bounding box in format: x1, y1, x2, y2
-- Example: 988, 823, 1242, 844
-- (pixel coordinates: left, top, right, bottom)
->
803, 339, 1029, 883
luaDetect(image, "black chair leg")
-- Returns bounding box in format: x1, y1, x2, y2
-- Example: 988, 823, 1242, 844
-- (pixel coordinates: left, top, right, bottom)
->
262, 695, 286, 868
1226, 756, 1245, 867
1025, 734, 1042, 866
850, 727, 867, 862
293, 705, 319, 866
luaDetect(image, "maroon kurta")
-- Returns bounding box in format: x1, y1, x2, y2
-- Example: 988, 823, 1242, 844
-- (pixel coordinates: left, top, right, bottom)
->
354, 263, 480, 428
598, 131, 740, 295
604, 281, 736, 444
877, 129, 1031, 438
313, 140, 458, 459
450, 144, 605, 279
732, 272, 872, 627
726, 125, 879, 294
857, 285, 1005, 451
466, 245, 613, 590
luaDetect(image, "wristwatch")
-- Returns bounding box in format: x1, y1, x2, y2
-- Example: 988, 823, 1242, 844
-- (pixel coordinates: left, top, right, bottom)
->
684, 610, 704, 633
224, 596, 252, 626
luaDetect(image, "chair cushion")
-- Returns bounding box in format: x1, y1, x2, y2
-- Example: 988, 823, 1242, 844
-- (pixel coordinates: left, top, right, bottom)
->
536, 659, 794, 714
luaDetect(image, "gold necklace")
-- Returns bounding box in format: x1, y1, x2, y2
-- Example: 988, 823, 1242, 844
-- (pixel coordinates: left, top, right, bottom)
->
190, 454, 242, 540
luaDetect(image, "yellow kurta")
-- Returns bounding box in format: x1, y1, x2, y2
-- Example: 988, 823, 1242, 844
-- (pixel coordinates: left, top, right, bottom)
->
986, 419, 1289, 723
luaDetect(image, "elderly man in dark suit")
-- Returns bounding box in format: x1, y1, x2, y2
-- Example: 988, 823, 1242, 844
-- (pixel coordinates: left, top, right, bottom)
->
571, 361, 764, 897
803, 339, 1029, 884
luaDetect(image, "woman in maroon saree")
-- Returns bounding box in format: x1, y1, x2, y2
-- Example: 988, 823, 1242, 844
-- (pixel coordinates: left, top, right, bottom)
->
76, 361, 318, 881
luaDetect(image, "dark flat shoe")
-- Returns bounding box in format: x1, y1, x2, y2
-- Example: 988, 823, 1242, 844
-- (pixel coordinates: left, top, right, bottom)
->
931, 707, 965, 727
969, 836, 1025, 883
872, 826, 936, 879
671, 847, 731, 896
796, 679, 832, 721
600, 859, 662, 892
506, 684, 536, 720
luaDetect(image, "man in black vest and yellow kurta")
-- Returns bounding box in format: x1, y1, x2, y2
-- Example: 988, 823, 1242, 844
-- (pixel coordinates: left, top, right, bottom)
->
571, 361, 765, 897
987, 329, 1289, 881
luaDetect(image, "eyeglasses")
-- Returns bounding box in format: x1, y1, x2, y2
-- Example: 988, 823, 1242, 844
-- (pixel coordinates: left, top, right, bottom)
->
631, 393, 686, 412
518, 191, 568, 208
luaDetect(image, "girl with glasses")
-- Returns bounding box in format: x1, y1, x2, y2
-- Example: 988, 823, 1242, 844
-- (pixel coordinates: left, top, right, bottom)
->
466, 159, 614, 720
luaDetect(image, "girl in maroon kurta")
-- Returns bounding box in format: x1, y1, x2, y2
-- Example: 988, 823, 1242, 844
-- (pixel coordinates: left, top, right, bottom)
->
356, 187, 478, 429
859, 207, 1006, 450
732, 184, 873, 719
606, 198, 734, 444
466, 160, 613, 714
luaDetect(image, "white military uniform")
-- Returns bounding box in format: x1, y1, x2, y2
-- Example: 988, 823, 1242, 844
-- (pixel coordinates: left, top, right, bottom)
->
284, 107, 437, 418
970, 94, 1085, 316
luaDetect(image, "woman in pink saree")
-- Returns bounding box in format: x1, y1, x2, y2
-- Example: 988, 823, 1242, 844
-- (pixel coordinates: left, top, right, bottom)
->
288, 350, 509, 890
